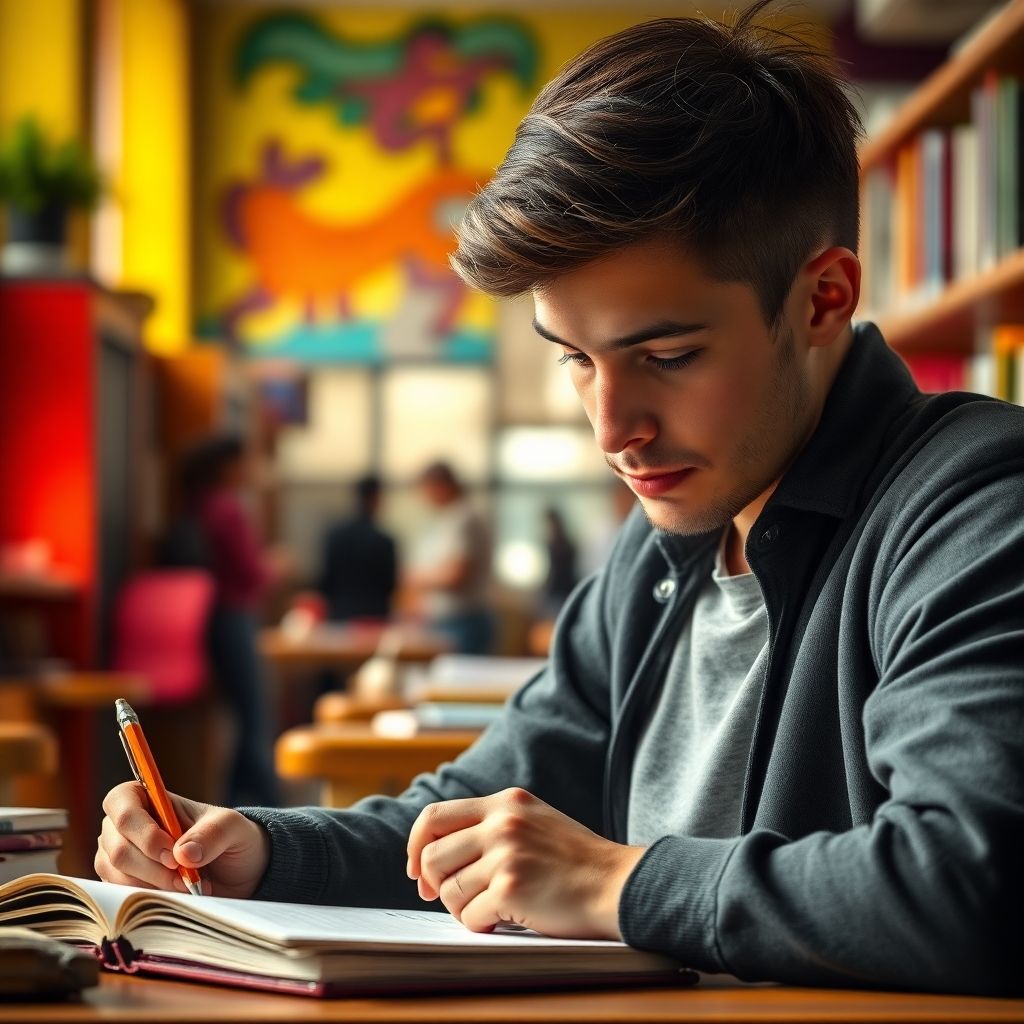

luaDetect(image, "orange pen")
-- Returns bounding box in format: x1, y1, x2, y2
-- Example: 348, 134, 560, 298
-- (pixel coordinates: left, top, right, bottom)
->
115, 698, 202, 896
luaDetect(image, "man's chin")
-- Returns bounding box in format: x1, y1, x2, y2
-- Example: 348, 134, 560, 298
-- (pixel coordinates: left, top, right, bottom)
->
638, 498, 732, 538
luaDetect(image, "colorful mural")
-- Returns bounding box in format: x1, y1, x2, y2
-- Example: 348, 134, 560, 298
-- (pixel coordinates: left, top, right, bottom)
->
220, 141, 483, 353
194, 8, 659, 363
195, 11, 539, 362
234, 14, 537, 165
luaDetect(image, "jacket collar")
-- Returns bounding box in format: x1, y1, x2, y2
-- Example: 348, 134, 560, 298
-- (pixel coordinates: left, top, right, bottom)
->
653, 320, 918, 572
766, 320, 918, 519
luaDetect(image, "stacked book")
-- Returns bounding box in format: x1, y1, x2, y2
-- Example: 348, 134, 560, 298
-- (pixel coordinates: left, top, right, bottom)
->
0, 808, 67, 884
372, 702, 506, 737
861, 71, 1024, 317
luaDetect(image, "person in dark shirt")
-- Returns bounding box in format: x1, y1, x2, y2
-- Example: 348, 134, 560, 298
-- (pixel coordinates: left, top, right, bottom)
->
317, 475, 397, 623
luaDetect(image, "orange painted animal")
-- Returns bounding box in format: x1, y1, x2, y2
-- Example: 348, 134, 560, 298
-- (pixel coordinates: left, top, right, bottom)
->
221, 143, 483, 340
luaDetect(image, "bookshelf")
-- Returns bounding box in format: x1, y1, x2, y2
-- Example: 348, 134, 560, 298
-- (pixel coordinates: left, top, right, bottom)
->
859, 1, 1024, 370
873, 248, 1024, 354
860, 3, 1024, 171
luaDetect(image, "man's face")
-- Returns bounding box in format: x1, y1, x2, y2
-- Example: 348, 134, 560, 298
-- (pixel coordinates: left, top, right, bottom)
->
532, 240, 819, 536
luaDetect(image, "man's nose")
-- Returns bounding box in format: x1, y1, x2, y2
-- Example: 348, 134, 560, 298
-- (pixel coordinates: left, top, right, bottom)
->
590, 374, 656, 454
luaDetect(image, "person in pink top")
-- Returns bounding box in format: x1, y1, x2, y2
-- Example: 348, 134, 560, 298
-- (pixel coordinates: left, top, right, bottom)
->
172, 433, 282, 806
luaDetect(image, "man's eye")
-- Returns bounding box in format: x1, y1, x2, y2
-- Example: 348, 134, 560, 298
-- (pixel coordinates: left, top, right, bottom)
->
557, 351, 591, 367
648, 349, 702, 370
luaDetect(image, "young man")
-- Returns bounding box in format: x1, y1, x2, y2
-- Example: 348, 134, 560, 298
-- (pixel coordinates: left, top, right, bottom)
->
96, 3, 1023, 995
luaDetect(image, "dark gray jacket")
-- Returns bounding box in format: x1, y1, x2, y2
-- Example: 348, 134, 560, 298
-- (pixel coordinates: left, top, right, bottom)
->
245, 323, 1024, 995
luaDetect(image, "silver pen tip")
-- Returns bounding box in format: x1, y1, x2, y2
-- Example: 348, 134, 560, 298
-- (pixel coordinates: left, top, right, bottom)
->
115, 698, 139, 726
184, 878, 203, 897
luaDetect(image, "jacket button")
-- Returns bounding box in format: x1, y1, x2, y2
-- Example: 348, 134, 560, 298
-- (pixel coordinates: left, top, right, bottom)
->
759, 524, 781, 548
653, 578, 676, 602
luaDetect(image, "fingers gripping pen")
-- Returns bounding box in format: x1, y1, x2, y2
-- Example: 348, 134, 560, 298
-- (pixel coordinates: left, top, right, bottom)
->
115, 698, 202, 896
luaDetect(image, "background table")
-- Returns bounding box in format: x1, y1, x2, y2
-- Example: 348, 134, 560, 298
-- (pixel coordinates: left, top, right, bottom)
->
260, 624, 451, 671
6, 973, 1024, 1022
275, 723, 480, 806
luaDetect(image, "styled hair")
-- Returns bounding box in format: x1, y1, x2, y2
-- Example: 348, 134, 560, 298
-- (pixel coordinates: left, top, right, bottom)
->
419, 460, 463, 494
451, 1, 862, 327
355, 473, 382, 509
179, 433, 245, 501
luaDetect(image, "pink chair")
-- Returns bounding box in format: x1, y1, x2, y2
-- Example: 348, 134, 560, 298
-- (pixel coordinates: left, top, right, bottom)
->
111, 570, 215, 705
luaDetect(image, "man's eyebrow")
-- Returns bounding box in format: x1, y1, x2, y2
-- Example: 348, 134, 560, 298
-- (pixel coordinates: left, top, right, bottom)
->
531, 318, 710, 350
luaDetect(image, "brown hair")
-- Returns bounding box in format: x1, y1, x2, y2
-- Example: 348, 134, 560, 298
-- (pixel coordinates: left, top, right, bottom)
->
451, 1, 862, 328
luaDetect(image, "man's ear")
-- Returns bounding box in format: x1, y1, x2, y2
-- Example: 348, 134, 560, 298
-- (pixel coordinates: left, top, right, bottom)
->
800, 247, 861, 347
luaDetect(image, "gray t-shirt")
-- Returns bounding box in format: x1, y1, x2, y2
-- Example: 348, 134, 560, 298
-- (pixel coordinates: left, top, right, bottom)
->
628, 538, 768, 845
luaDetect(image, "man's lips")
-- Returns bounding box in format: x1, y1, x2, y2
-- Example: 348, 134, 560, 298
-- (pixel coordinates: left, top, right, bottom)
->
620, 466, 697, 497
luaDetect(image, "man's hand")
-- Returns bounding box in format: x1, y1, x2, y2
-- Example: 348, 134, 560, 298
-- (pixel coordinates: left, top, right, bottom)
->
95, 782, 270, 899
406, 788, 645, 939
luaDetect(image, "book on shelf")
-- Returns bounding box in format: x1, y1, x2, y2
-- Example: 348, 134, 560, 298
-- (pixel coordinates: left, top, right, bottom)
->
899, 326, 1024, 403
0, 873, 696, 998
0, 808, 67, 885
860, 70, 1024, 318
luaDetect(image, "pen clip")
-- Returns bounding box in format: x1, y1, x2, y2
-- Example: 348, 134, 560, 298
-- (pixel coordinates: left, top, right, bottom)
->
119, 727, 147, 790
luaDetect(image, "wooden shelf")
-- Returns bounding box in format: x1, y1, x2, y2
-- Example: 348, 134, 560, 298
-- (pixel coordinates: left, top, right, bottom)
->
857, 4, 1024, 359
0, 572, 80, 601
872, 249, 1024, 355
861, 1, 1024, 170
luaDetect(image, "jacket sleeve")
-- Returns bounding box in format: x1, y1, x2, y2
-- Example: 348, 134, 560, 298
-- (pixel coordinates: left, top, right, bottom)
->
618, 419, 1024, 997
238, 518, 638, 910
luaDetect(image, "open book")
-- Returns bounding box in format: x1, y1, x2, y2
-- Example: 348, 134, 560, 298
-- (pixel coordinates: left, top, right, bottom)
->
0, 874, 696, 997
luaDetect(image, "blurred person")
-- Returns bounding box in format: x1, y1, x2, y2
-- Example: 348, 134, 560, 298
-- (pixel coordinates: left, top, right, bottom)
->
405, 461, 493, 654
172, 433, 283, 807
96, 4, 1024, 995
316, 474, 397, 623
581, 479, 637, 575
540, 505, 579, 616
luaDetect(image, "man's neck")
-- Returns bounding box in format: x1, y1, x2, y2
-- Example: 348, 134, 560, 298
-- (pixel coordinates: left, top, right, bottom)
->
722, 323, 855, 577
724, 493, 774, 576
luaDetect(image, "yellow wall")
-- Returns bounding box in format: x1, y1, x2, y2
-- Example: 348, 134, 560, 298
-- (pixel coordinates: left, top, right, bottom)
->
0, 0, 189, 354
0, 0, 82, 137
117, 0, 190, 353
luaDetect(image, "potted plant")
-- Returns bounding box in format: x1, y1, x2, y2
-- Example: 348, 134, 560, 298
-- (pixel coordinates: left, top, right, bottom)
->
0, 117, 102, 275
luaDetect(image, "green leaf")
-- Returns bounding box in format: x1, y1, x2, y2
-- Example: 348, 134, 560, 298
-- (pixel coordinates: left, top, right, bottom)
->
0, 116, 103, 213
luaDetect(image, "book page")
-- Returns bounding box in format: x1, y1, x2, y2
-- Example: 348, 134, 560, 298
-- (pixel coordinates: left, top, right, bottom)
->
121, 891, 633, 952
73, 877, 146, 932
0, 874, 119, 945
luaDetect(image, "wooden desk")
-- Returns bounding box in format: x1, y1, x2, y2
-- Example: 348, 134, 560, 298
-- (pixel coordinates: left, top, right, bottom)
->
312, 691, 510, 726
260, 624, 451, 671
275, 723, 479, 806
0, 720, 57, 804
313, 692, 410, 724
6, 972, 1024, 1022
